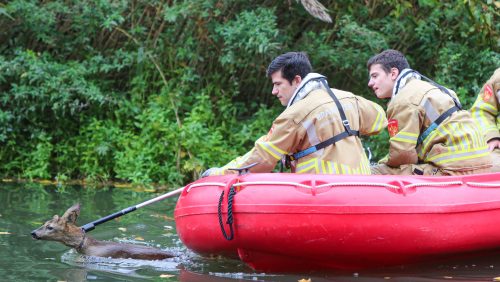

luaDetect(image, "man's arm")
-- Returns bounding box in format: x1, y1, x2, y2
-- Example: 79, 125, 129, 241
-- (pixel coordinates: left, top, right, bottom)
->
470, 83, 500, 146
356, 96, 388, 136
202, 116, 299, 176
383, 103, 421, 167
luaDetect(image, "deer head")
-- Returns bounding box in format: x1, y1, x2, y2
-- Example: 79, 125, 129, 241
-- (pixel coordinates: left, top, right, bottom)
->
31, 204, 84, 248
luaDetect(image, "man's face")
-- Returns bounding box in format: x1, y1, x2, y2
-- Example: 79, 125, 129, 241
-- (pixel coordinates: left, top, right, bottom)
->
270, 71, 300, 106
368, 64, 398, 99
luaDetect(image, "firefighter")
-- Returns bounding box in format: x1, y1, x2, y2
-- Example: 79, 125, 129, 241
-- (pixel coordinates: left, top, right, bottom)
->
201, 51, 387, 176
367, 49, 492, 175
470, 68, 500, 172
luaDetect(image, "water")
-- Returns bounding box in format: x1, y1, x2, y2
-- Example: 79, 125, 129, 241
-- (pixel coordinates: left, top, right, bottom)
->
1, 182, 500, 281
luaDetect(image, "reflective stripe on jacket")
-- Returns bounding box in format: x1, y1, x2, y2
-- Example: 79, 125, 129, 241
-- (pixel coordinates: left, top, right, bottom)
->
383, 78, 491, 171
470, 68, 500, 142
214, 88, 387, 175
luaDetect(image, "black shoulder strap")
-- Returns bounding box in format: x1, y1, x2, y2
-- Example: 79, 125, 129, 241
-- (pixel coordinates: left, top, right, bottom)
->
415, 71, 462, 110
417, 105, 460, 146
320, 79, 357, 136
287, 79, 359, 161
414, 71, 463, 146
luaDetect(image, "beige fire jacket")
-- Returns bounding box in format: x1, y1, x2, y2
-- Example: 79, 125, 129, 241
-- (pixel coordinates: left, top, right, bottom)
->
382, 78, 491, 172
470, 68, 500, 142
208, 85, 387, 175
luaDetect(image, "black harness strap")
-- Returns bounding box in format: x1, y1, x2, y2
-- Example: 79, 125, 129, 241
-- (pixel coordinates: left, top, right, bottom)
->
417, 105, 460, 146
286, 79, 359, 162
321, 79, 358, 136
407, 71, 463, 146
416, 71, 462, 110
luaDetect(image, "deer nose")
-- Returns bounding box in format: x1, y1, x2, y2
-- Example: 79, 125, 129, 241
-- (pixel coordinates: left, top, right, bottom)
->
31, 230, 40, 240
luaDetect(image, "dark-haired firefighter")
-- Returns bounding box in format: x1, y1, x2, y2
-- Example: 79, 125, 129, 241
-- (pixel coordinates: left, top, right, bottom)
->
202, 51, 387, 176
367, 49, 492, 175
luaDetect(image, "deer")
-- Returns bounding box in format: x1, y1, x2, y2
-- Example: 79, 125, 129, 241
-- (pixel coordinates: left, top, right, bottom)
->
31, 203, 174, 260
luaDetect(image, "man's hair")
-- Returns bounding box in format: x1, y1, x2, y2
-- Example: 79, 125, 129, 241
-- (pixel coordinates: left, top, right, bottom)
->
266, 52, 312, 83
367, 49, 410, 73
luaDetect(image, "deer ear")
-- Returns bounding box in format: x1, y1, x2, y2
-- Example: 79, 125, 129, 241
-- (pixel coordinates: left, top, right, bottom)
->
62, 203, 80, 224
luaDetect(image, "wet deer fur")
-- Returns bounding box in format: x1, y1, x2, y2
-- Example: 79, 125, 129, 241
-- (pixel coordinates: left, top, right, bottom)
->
31, 203, 174, 260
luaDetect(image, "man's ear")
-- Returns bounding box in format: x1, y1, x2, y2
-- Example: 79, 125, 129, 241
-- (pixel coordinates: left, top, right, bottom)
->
292, 75, 302, 86
390, 67, 400, 80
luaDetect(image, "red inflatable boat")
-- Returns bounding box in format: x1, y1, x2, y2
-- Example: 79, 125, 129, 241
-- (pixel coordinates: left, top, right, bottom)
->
174, 172, 500, 272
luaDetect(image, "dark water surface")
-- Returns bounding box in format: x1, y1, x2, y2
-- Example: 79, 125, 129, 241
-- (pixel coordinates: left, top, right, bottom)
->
1, 182, 500, 282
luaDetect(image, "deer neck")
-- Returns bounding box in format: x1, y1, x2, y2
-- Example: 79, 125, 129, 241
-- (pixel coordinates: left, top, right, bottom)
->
62, 226, 88, 251
75, 231, 87, 252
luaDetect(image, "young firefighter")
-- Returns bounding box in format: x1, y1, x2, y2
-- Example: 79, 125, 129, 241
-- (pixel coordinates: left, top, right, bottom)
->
202, 51, 387, 176
367, 49, 492, 175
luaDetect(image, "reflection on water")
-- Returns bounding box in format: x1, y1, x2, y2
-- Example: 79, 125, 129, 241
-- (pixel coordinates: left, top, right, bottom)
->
61, 250, 179, 278
1, 182, 500, 281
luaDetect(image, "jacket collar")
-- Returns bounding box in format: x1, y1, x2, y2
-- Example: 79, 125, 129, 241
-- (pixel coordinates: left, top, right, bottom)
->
287, 73, 326, 108
392, 68, 421, 97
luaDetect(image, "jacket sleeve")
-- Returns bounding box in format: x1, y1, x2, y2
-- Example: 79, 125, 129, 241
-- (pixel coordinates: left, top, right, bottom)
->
356, 96, 388, 136
383, 102, 421, 167
209, 116, 300, 176
470, 81, 500, 142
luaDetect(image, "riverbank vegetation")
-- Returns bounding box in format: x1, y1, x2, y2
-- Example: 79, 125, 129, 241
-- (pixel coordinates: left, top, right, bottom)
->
0, 0, 498, 187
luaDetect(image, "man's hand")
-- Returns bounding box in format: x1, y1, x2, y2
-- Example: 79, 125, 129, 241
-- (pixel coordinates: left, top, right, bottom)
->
487, 139, 500, 152
201, 167, 220, 178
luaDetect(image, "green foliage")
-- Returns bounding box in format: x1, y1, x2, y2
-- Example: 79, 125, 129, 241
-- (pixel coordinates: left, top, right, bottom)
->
434, 44, 499, 108
0, 0, 498, 186
216, 8, 281, 69
77, 119, 121, 182
113, 97, 181, 186
0, 109, 12, 142
22, 131, 53, 180
299, 15, 389, 93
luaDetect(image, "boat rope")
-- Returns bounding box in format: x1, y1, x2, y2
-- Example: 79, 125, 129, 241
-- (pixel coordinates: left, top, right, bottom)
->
234, 181, 400, 190
187, 182, 226, 192
189, 180, 500, 193
315, 182, 400, 190
404, 181, 463, 188
233, 181, 312, 189
217, 185, 235, 241
466, 182, 500, 188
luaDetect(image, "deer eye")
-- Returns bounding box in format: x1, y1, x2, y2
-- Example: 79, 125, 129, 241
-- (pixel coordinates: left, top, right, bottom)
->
47, 226, 54, 230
